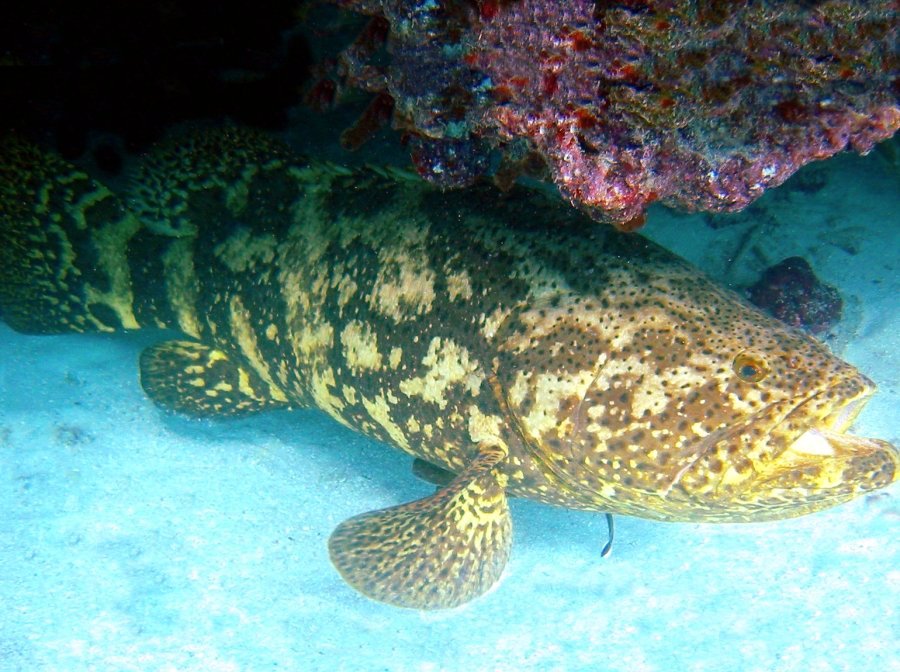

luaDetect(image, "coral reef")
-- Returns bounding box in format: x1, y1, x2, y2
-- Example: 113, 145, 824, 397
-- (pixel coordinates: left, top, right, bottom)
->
748, 257, 843, 334
318, 0, 899, 228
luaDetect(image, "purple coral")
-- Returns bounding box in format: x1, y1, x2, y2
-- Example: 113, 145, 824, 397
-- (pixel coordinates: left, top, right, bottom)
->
747, 257, 843, 334
321, 0, 899, 228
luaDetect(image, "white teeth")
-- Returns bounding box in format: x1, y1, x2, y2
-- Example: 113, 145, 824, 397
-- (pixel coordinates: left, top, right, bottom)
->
789, 429, 835, 457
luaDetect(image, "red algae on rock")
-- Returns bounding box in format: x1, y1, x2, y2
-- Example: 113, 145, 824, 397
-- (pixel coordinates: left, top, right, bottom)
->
318, 0, 898, 228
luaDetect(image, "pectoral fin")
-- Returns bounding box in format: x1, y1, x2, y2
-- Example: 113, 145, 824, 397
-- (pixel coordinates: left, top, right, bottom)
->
328, 444, 512, 609
139, 339, 288, 417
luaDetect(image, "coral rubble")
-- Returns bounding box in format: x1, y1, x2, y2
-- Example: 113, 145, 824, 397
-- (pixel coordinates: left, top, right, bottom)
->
320, 0, 899, 228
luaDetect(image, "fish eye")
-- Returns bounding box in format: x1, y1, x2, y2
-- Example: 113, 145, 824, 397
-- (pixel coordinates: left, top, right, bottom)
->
733, 352, 769, 383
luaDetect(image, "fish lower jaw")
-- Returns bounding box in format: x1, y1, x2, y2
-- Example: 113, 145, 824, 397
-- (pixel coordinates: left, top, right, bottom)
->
616, 424, 898, 523
778, 426, 899, 491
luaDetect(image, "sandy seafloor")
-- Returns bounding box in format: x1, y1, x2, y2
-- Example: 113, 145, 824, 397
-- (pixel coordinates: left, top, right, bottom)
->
0, 140, 898, 672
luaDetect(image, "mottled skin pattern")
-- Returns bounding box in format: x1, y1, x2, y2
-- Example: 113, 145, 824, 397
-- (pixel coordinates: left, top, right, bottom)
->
1, 127, 897, 608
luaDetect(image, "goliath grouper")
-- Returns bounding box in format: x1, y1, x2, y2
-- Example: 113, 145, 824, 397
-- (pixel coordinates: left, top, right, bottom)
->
0, 127, 896, 609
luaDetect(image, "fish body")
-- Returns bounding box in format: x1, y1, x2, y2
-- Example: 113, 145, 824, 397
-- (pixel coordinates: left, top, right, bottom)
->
1, 127, 896, 608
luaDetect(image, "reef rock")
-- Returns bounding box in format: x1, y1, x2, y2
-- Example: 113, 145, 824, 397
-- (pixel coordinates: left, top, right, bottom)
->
318, 0, 899, 228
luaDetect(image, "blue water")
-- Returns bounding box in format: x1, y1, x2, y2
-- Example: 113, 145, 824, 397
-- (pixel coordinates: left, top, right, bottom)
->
1, 150, 898, 671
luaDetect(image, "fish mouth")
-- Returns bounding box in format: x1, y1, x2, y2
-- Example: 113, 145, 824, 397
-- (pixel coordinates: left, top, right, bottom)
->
650, 372, 898, 522
785, 426, 897, 464
677, 379, 900, 522
781, 385, 880, 459
758, 384, 899, 510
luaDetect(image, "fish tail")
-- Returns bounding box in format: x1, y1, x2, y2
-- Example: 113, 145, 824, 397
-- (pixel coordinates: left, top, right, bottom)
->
0, 135, 148, 334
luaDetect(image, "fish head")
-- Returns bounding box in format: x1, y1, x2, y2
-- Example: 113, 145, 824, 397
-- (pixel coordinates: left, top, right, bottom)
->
495, 264, 898, 522
654, 323, 898, 522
